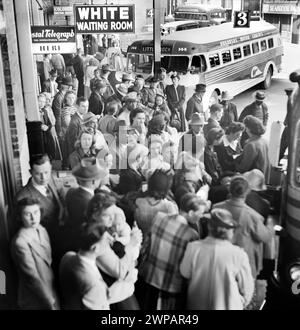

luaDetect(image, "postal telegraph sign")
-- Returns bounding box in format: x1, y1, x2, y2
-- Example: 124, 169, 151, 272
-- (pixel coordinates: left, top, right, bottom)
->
74, 5, 135, 34
31, 26, 76, 54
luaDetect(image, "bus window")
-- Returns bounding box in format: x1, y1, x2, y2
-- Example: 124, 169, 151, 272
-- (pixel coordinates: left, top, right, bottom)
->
221, 50, 232, 64
252, 42, 259, 54
233, 47, 242, 60
191, 55, 207, 73
268, 38, 274, 48
261, 40, 267, 51
161, 56, 189, 74
127, 54, 153, 74
209, 53, 220, 68
243, 45, 251, 57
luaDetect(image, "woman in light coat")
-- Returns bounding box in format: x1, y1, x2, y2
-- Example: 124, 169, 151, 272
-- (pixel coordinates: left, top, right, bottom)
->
11, 198, 60, 310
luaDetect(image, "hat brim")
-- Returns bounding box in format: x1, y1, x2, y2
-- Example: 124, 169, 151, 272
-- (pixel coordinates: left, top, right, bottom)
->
189, 121, 204, 126
72, 171, 107, 181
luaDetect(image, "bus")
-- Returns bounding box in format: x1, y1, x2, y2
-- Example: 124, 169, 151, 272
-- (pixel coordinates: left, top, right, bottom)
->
173, 4, 227, 25
126, 20, 283, 114
264, 71, 300, 309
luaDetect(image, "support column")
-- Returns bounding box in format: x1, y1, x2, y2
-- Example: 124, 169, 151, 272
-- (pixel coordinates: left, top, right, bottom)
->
13, 0, 39, 121
153, 0, 161, 75
3, 0, 31, 186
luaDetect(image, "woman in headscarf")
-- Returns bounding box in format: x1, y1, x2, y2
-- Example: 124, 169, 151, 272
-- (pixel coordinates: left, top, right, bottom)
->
235, 115, 270, 180
69, 129, 96, 169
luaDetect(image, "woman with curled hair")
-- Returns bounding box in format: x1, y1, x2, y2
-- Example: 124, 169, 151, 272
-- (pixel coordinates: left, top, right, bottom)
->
11, 198, 60, 310
59, 221, 136, 310
215, 122, 245, 172
134, 169, 178, 237
69, 128, 96, 169
235, 115, 270, 180
85, 190, 143, 310
180, 208, 254, 310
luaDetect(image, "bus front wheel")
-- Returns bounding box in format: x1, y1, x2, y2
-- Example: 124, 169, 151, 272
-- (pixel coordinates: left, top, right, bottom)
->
261, 67, 273, 89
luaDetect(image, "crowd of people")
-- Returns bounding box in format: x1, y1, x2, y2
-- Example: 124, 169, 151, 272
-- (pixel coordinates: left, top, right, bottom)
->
10, 48, 278, 310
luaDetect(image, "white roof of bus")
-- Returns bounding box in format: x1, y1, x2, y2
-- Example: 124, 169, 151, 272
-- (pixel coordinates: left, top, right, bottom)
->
175, 4, 225, 11
162, 20, 200, 28
164, 20, 278, 45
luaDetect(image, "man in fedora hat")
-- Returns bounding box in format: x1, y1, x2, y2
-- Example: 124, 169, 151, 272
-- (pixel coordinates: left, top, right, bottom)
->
165, 73, 186, 132
213, 175, 273, 279
117, 92, 138, 126
239, 90, 269, 147
186, 84, 206, 122
142, 76, 160, 108
64, 158, 107, 251
115, 73, 135, 103
180, 208, 254, 310
65, 158, 107, 227
219, 90, 238, 130
100, 64, 115, 100
88, 80, 107, 116
52, 76, 73, 139
203, 103, 223, 139
179, 113, 206, 161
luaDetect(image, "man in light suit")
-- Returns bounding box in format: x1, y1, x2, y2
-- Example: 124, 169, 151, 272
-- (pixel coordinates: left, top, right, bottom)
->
165, 73, 186, 132
59, 222, 136, 310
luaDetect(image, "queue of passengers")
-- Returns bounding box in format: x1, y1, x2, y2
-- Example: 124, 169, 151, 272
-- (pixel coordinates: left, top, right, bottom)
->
12, 49, 276, 310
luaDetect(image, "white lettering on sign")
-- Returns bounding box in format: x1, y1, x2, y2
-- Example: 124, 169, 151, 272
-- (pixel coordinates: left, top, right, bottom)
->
77, 6, 129, 20
91, 7, 101, 20
78, 7, 90, 20
111, 21, 133, 31
120, 7, 129, 19
76, 21, 109, 31
107, 7, 118, 20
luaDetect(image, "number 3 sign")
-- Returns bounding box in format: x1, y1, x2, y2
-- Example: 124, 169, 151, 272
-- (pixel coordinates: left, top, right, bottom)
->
233, 11, 250, 28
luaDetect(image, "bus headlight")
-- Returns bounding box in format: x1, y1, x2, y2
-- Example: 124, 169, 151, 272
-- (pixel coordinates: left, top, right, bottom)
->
290, 263, 300, 282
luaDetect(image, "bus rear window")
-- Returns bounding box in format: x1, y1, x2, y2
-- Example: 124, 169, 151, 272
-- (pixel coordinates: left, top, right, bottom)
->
268, 38, 274, 48
221, 50, 231, 64
233, 47, 242, 60
243, 45, 251, 57
252, 42, 259, 54
261, 40, 267, 51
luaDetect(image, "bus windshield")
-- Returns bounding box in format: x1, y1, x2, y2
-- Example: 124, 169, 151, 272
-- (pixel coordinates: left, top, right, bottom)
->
210, 11, 226, 19
161, 56, 190, 74
127, 54, 153, 74
175, 13, 208, 20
